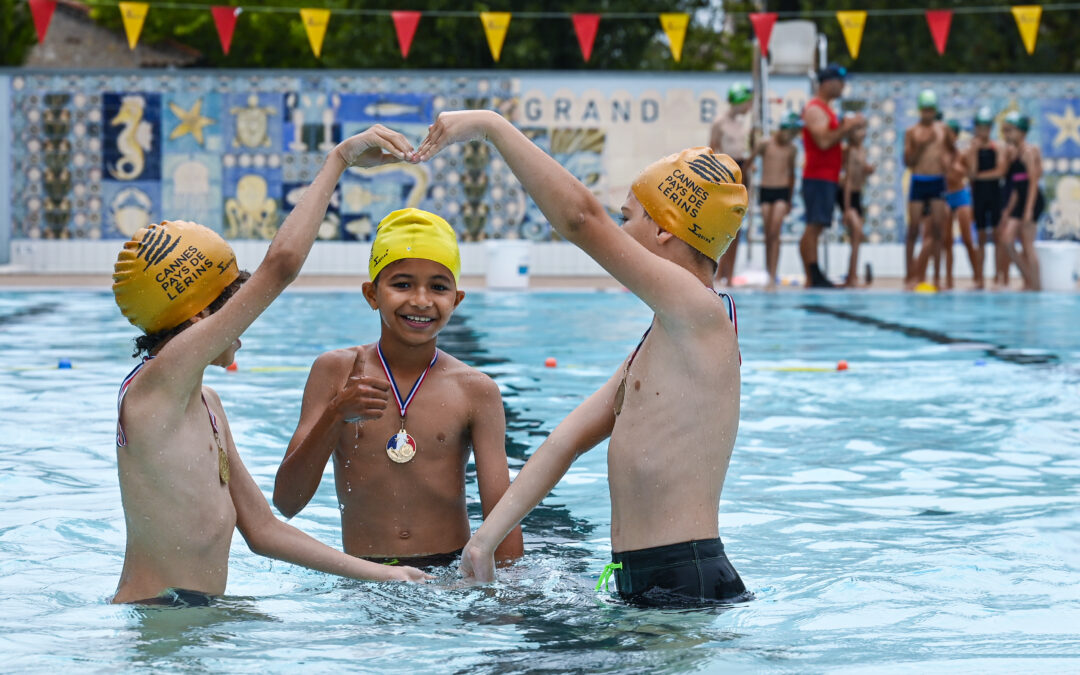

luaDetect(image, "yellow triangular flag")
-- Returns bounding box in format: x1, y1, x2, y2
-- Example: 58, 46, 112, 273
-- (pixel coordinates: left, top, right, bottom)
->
836, 10, 867, 60
300, 8, 331, 59
118, 2, 149, 51
1011, 5, 1042, 55
479, 12, 511, 62
659, 13, 690, 63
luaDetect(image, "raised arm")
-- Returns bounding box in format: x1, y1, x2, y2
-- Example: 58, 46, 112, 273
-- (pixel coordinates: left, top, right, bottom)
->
466, 372, 524, 563
459, 369, 621, 582
274, 348, 389, 517
143, 126, 415, 404
414, 111, 721, 327
212, 396, 427, 583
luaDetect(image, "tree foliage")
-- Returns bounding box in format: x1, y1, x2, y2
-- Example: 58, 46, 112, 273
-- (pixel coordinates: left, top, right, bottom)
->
771, 0, 1080, 74
0, 0, 39, 66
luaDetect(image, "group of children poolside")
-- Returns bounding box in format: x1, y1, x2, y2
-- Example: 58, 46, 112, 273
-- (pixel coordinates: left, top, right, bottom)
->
110, 112, 752, 609
710, 68, 1047, 292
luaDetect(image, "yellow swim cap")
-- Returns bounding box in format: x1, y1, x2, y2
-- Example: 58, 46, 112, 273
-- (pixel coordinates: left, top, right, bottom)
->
368, 208, 461, 283
631, 148, 748, 261
113, 220, 240, 334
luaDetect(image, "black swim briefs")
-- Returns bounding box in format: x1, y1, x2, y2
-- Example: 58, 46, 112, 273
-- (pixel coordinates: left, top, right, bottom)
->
759, 186, 793, 205
366, 548, 463, 568
610, 538, 752, 608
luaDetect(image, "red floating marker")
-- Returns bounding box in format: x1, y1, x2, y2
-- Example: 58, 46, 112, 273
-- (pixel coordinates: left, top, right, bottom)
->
545, 357, 557, 368
836, 360, 849, 371
226, 362, 238, 372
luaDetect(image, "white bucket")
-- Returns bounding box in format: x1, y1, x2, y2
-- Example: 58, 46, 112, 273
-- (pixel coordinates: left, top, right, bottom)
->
1035, 241, 1079, 291
485, 239, 530, 289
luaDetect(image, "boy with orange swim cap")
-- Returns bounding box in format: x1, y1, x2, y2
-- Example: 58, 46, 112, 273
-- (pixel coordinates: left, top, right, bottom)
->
274, 208, 523, 568
109, 125, 429, 605
414, 111, 751, 607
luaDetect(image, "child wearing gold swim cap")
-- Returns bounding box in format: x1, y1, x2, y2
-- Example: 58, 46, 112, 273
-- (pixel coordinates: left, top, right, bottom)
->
108, 125, 431, 606
274, 207, 523, 567
413, 110, 752, 607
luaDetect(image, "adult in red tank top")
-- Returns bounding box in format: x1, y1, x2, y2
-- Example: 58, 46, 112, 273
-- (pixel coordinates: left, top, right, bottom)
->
798, 64, 863, 287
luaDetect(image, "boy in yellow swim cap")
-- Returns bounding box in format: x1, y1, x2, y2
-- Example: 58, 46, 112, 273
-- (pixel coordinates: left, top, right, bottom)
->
274, 208, 523, 569
109, 125, 429, 605
414, 111, 752, 607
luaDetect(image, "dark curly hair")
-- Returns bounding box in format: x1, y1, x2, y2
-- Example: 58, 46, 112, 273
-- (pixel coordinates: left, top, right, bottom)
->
131, 270, 251, 358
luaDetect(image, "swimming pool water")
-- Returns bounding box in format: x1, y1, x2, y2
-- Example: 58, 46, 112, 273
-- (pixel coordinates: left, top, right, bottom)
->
1, 289, 1079, 672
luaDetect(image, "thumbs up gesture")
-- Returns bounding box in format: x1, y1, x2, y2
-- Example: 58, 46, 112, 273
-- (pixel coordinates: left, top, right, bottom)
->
336, 348, 390, 424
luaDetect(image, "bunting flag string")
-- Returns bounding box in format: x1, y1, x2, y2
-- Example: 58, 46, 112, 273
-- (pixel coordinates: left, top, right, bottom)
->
659, 13, 689, 63
748, 12, 777, 56
300, 7, 331, 58
31, 2, 1077, 64
571, 13, 601, 63
28, 0, 57, 44
835, 10, 867, 60
117, 1, 149, 51
1011, 5, 1042, 55
925, 10, 952, 56
480, 12, 512, 63
211, 6, 240, 55
391, 10, 422, 59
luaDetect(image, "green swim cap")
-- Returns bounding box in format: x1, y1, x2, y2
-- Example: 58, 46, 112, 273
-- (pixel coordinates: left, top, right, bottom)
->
1003, 110, 1030, 132
728, 83, 752, 105
779, 111, 803, 130
973, 106, 994, 126
946, 119, 960, 134
917, 89, 938, 110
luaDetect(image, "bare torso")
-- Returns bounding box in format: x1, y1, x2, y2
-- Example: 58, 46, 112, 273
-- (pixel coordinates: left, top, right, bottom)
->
326, 347, 482, 558
606, 291, 740, 552
760, 139, 796, 188
907, 121, 948, 175
945, 147, 969, 192
711, 115, 751, 160
112, 383, 236, 603
844, 145, 868, 191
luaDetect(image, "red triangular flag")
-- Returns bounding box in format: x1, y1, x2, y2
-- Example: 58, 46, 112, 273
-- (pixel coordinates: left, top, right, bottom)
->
211, 6, 240, 55
571, 14, 600, 63
749, 12, 777, 56
29, 0, 57, 44
925, 10, 953, 56
391, 11, 421, 59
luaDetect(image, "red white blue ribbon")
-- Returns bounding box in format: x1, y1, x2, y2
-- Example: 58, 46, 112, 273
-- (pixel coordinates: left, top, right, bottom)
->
376, 342, 439, 420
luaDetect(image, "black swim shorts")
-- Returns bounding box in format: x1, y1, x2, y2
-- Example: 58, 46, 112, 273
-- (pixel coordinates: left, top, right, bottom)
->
610, 538, 752, 608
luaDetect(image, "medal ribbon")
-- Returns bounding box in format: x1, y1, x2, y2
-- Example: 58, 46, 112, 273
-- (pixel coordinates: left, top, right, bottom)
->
376, 342, 439, 422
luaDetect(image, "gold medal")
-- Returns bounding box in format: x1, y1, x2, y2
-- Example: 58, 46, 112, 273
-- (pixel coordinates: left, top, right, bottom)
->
217, 442, 230, 484
615, 326, 651, 417
386, 428, 417, 463
614, 379, 626, 416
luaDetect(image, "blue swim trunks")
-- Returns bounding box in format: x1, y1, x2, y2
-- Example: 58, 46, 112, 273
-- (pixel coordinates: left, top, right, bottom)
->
945, 186, 972, 210
909, 174, 946, 203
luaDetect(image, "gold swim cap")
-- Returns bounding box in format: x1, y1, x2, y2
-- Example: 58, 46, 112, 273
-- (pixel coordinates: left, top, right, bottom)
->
113, 220, 240, 334
630, 148, 748, 261
368, 208, 461, 283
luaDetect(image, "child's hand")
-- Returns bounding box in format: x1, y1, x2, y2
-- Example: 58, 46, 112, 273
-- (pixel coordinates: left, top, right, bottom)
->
459, 540, 496, 582
336, 124, 414, 168
412, 110, 498, 162
385, 565, 434, 583
336, 349, 391, 424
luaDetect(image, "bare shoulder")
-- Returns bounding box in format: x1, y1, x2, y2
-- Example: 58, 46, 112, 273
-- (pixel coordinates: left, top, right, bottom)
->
440, 352, 501, 400
312, 345, 365, 375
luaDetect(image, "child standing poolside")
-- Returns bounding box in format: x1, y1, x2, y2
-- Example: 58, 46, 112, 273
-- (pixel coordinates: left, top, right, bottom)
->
837, 117, 873, 288
941, 120, 980, 290
966, 107, 1009, 288
754, 112, 800, 290
1000, 112, 1045, 291
110, 126, 428, 606
274, 209, 523, 568
710, 83, 755, 287
414, 111, 751, 607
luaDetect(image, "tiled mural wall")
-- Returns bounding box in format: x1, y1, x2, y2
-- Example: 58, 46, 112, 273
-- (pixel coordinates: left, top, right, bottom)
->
5, 70, 1079, 252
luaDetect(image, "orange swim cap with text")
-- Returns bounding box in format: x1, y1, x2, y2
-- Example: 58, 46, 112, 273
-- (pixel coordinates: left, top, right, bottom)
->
630, 148, 748, 261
